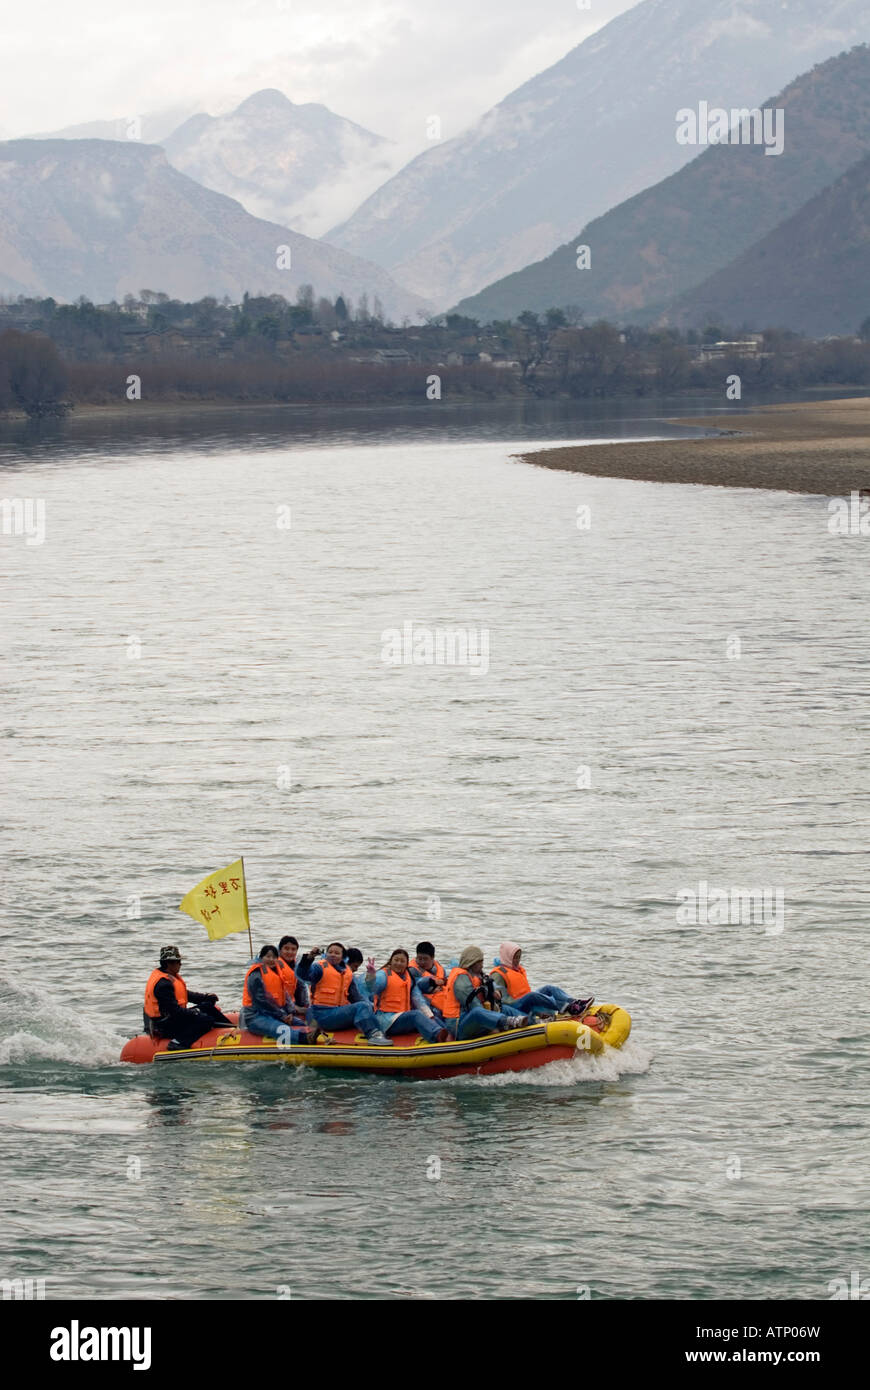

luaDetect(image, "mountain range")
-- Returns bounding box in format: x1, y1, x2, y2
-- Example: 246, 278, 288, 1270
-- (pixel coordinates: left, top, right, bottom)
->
327, 0, 870, 308
29, 106, 199, 145
162, 90, 398, 239
454, 43, 870, 330
6, 0, 870, 331
27, 90, 403, 242
0, 139, 430, 319
664, 151, 870, 336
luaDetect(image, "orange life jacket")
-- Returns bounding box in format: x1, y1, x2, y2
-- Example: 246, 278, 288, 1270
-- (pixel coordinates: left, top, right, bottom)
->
243, 962, 286, 1011
492, 963, 530, 999
144, 969, 188, 1019
414, 959, 448, 1011
276, 958, 298, 1001
442, 966, 481, 1020
374, 968, 412, 1014
311, 959, 351, 1007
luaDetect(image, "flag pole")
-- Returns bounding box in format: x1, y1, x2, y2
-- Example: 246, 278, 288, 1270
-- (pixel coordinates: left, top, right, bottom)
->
241, 855, 254, 958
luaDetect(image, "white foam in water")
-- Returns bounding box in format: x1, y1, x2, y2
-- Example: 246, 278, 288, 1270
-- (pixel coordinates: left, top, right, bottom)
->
0, 976, 125, 1067
448, 1039, 653, 1087
0, 1029, 122, 1067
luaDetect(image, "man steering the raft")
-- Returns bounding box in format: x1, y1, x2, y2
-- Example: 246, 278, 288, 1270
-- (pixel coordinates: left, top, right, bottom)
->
143, 945, 233, 1051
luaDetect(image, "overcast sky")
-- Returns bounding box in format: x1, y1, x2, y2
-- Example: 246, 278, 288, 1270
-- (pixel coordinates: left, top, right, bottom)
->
1, 0, 640, 146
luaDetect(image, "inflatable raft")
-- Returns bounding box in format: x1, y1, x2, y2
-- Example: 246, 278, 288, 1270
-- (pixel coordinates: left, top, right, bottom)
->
120, 1004, 631, 1077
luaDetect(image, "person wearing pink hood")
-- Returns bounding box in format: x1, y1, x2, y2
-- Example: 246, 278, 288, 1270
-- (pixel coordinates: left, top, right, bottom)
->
492, 941, 593, 1019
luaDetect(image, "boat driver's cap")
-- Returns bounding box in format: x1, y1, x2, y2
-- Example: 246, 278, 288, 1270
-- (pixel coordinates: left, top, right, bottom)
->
160, 945, 182, 965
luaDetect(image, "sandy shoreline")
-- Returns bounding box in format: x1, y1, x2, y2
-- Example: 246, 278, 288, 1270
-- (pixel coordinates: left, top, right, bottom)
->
518, 398, 870, 494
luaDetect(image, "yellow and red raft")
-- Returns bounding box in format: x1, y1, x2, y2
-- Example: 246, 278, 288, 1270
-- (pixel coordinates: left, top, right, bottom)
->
120, 1005, 631, 1078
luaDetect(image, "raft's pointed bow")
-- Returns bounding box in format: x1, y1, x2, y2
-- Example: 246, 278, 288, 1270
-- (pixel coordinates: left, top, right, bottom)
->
542, 1006, 630, 1056
590, 1004, 632, 1049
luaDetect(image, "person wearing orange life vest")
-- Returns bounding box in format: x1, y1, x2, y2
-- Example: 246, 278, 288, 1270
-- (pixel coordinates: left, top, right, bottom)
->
442, 946, 529, 1041
296, 942, 392, 1046
364, 949, 449, 1043
143, 945, 233, 1050
407, 941, 450, 1023
493, 941, 594, 1019
276, 936, 310, 1017
241, 945, 328, 1044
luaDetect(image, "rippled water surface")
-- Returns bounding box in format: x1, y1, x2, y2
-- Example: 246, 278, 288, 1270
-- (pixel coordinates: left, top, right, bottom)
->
1, 399, 868, 1300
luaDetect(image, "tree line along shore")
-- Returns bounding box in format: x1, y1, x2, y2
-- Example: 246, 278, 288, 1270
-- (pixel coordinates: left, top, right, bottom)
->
5, 289, 870, 418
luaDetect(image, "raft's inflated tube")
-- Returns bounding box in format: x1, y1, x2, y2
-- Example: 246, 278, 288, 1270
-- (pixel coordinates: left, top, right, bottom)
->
587, 1004, 632, 1050
120, 1007, 631, 1075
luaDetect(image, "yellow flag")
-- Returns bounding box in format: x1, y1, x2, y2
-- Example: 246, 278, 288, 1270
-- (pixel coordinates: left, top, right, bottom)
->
179, 859, 250, 941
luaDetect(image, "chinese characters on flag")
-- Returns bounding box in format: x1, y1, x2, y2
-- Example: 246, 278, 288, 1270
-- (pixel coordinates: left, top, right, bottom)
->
178, 860, 250, 941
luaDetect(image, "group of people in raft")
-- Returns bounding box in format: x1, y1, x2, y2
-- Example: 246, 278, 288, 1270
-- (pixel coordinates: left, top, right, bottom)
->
143, 938, 595, 1051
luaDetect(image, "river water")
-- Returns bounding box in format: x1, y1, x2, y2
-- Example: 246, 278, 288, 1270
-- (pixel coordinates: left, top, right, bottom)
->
1, 397, 868, 1301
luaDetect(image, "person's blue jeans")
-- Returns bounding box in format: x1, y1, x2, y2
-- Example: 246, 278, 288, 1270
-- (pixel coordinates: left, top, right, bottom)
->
448, 1005, 520, 1041
503, 987, 570, 1016
377, 1009, 442, 1042
311, 1002, 380, 1037
538, 985, 574, 1009
414, 991, 447, 1028
244, 1010, 309, 1043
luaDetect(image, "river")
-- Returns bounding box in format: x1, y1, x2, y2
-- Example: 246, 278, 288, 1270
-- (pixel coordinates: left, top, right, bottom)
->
1, 396, 867, 1300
